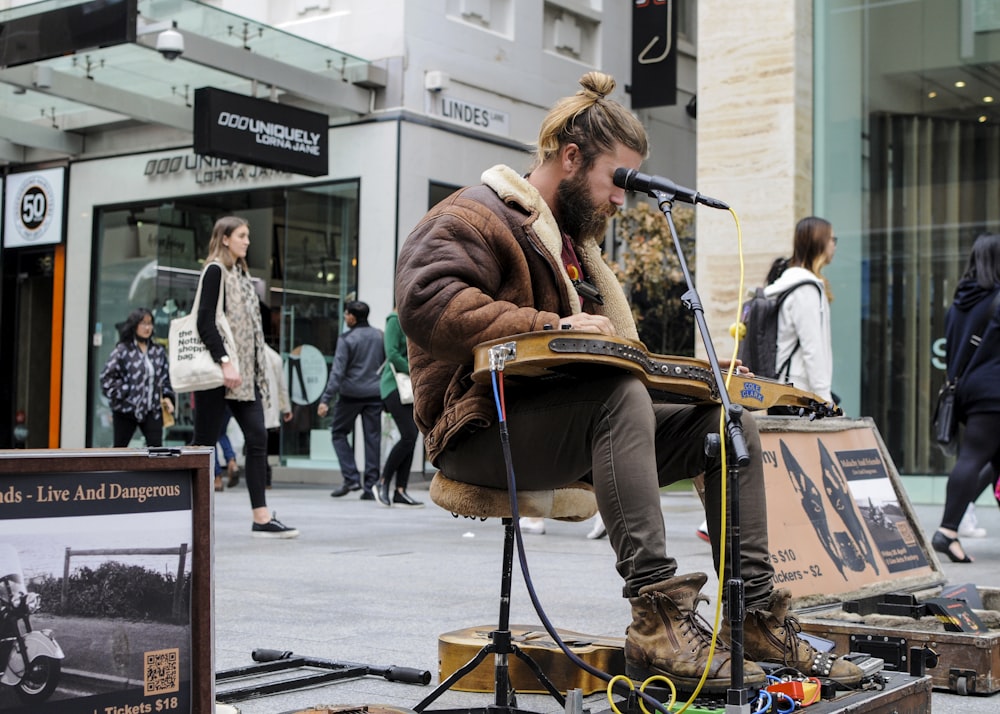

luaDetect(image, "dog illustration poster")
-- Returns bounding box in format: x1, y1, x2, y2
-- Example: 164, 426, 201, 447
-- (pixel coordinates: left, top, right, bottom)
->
759, 421, 933, 600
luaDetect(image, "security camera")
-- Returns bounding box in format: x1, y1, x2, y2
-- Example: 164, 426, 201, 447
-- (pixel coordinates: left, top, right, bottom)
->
156, 28, 185, 60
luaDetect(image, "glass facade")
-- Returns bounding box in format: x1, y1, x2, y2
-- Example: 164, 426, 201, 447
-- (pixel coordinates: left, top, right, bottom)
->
89, 182, 359, 466
816, 1, 1000, 475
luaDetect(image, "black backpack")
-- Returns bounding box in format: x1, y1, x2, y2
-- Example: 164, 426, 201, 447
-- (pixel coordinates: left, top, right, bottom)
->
737, 281, 822, 380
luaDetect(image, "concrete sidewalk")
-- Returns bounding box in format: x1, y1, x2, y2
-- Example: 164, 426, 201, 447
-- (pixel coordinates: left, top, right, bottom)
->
212, 477, 1000, 714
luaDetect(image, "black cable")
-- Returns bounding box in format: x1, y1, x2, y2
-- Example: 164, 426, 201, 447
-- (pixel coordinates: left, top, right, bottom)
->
492, 371, 672, 714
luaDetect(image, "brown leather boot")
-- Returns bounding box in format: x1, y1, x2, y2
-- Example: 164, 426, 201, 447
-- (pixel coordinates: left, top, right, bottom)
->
626, 573, 765, 693
742, 588, 863, 685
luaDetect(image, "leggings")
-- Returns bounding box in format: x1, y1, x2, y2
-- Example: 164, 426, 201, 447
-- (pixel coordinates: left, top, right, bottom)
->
382, 390, 419, 490
193, 387, 268, 510
940, 411, 1000, 530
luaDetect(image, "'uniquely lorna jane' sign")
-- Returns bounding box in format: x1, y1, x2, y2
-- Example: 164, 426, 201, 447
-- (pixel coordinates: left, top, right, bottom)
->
193, 87, 329, 177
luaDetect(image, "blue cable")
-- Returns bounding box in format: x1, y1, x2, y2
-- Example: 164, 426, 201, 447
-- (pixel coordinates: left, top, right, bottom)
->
774, 692, 795, 714
752, 689, 772, 713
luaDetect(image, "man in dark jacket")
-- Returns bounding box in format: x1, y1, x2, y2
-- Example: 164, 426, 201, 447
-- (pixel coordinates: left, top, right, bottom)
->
318, 301, 385, 499
395, 71, 862, 693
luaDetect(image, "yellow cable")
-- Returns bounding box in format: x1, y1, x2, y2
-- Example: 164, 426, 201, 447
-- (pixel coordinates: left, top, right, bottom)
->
697, 209, 746, 714
639, 676, 677, 713
612, 210, 748, 714
671, 209, 747, 714
605, 674, 634, 714
604, 674, 679, 714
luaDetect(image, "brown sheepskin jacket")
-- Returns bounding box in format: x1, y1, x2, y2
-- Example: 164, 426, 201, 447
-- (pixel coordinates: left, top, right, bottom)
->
395, 164, 639, 464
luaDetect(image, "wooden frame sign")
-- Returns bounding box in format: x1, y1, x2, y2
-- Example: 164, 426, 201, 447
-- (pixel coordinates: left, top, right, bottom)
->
757, 417, 941, 606
0, 448, 214, 713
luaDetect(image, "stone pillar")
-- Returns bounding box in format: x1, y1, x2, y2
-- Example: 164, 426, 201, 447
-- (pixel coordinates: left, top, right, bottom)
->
695, 0, 814, 359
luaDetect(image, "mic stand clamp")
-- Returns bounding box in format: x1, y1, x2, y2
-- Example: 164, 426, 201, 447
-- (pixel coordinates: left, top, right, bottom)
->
648, 190, 752, 713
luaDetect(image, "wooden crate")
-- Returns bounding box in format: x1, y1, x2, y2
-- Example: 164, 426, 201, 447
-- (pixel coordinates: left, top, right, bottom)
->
796, 586, 1000, 694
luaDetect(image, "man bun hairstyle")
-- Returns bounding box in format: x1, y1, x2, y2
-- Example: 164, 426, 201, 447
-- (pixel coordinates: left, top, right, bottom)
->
533, 71, 649, 171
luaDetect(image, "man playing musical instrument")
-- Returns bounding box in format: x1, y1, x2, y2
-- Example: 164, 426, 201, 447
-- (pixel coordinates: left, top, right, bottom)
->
395, 71, 862, 692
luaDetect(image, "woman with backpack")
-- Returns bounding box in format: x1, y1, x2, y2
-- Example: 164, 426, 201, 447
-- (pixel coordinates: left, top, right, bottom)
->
763, 216, 838, 403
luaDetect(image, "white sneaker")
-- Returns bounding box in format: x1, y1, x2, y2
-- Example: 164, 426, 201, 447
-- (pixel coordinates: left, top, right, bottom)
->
696, 519, 710, 543
518, 517, 546, 535
959, 504, 987, 538
586, 513, 607, 540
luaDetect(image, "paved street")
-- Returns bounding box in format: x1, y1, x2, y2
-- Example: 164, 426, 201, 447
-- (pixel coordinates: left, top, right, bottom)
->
212, 477, 1000, 714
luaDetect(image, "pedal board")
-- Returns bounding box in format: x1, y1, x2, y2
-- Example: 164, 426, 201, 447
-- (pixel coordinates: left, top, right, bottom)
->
595, 669, 928, 714
842, 651, 886, 678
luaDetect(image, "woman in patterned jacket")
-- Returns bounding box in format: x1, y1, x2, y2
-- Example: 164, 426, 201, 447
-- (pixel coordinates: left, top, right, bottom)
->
100, 307, 175, 447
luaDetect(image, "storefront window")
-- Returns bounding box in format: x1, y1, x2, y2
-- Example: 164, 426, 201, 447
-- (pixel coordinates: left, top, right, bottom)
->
816, 1, 1000, 474
89, 183, 360, 467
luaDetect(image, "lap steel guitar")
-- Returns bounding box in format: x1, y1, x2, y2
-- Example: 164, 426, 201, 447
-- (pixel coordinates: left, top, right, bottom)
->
472, 331, 841, 418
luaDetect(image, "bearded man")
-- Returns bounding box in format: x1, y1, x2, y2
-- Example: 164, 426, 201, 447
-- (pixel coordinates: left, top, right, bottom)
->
394, 72, 862, 693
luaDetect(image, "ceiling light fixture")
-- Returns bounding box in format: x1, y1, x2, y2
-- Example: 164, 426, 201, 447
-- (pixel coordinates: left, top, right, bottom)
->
955, 80, 966, 88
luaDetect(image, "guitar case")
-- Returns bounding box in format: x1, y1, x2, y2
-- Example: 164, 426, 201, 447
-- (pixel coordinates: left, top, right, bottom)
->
757, 415, 1000, 695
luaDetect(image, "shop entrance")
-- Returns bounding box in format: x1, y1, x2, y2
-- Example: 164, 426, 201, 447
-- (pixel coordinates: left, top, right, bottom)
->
89, 182, 359, 468
0, 247, 56, 449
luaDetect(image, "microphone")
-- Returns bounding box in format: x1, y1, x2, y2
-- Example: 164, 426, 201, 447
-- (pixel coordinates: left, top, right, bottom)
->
613, 168, 730, 210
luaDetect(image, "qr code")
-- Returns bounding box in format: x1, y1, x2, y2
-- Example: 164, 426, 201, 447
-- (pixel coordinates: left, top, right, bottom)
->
144, 648, 180, 696
895, 520, 918, 547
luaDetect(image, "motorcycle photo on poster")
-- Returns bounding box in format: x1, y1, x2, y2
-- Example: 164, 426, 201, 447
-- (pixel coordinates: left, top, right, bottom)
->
0, 545, 63, 704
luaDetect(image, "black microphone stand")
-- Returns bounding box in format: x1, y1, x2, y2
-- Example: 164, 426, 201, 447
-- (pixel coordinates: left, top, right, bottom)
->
647, 189, 753, 714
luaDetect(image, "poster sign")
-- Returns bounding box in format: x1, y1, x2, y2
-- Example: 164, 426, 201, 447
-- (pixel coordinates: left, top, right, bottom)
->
0, 449, 213, 713
288, 344, 328, 405
3, 167, 66, 248
759, 419, 935, 601
194, 87, 329, 177
630, 0, 677, 109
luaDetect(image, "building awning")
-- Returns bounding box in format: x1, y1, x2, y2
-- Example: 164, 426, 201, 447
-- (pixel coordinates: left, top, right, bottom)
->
0, 0, 384, 166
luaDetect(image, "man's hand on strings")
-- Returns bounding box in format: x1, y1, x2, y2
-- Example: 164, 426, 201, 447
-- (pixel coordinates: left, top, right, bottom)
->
720, 359, 753, 377
558, 313, 617, 335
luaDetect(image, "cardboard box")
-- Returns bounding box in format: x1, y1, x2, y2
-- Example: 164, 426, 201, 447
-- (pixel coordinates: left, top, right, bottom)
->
758, 416, 1000, 695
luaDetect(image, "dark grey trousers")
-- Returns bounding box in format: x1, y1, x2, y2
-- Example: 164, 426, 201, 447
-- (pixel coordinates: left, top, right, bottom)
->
330, 398, 382, 491
437, 374, 774, 605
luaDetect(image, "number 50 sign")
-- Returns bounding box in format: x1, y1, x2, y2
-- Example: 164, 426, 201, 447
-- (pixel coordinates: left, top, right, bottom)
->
4, 166, 66, 248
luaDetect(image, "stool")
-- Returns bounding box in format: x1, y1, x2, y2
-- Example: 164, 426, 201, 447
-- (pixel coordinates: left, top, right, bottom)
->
414, 473, 598, 714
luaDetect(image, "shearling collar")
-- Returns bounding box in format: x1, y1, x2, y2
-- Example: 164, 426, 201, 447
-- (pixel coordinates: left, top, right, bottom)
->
481, 164, 639, 342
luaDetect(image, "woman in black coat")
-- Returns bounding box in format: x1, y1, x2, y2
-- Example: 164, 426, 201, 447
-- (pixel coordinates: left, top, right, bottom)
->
934, 233, 1000, 563
100, 307, 175, 447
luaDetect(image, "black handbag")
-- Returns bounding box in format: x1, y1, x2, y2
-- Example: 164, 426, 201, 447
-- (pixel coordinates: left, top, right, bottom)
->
932, 380, 958, 456
934, 290, 1000, 455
